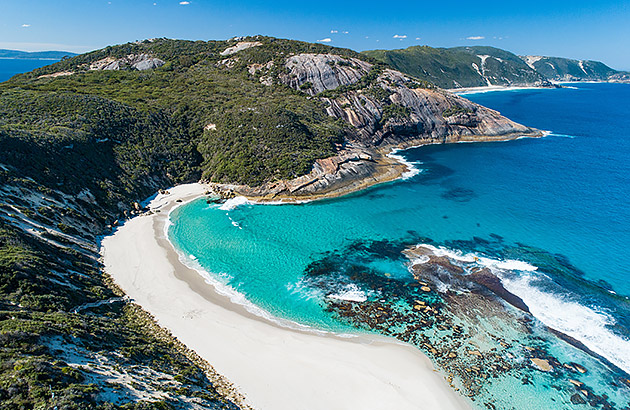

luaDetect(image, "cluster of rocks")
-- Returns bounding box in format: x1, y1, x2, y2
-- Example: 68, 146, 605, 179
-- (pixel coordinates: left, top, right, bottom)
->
220, 41, 263, 56
304, 239, 629, 409
86, 54, 166, 71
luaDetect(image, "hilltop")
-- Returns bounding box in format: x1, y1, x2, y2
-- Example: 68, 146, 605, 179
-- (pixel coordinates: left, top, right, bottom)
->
0, 36, 536, 408
521, 55, 630, 83
363, 45, 629, 89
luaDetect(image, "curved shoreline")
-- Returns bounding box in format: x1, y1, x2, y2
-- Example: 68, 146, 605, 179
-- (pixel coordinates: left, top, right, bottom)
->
208, 132, 542, 204
102, 182, 471, 410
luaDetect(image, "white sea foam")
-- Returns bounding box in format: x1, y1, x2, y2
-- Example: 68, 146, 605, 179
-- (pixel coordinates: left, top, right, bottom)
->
416, 244, 538, 271
548, 133, 577, 139
328, 284, 368, 302
217, 195, 313, 211
500, 273, 630, 374
417, 244, 476, 263
417, 242, 630, 372
478, 257, 538, 272
219, 196, 250, 210
410, 255, 431, 265
453, 86, 553, 95
226, 215, 243, 229
387, 149, 422, 180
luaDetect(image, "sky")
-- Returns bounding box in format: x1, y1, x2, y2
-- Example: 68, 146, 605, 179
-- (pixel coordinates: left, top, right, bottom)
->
1, 0, 629, 70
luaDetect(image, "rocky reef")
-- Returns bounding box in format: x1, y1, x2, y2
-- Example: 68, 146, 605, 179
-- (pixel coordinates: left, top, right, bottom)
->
300, 237, 630, 409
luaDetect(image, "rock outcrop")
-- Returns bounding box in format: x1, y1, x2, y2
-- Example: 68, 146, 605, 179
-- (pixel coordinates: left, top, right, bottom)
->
88, 54, 165, 71
226, 52, 540, 200
220, 41, 263, 56
280, 53, 372, 95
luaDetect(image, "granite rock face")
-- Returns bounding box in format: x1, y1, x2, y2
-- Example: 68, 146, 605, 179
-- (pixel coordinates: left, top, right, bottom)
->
220, 41, 263, 56
280, 54, 372, 95
229, 53, 539, 199
278, 54, 535, 148
88, 54, 165, 71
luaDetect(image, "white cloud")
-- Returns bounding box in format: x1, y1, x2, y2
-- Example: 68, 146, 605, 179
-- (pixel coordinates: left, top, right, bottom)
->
21, 24, 31, 28
330, 30, 338, 33
179, 1, 190, 4
393, 34, 407, 39
342, 31, 349, 34
415, 37, 421, 40
466, 36, 485, 40
318, 38, 332, 43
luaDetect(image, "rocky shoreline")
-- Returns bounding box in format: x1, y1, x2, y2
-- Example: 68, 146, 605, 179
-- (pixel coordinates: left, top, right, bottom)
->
202, 130, 542, 203
197, 50, 543, 203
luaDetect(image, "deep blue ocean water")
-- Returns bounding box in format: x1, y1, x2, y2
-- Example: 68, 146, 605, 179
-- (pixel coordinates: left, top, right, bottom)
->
170, 83, 630, 409
0, 58, 58, 82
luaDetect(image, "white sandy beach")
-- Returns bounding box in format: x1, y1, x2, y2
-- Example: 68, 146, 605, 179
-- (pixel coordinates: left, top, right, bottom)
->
101, 183, 471, 410
448, 85, 550, 94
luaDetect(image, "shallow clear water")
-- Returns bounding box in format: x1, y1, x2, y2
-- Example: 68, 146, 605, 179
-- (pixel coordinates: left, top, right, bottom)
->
170, 83, 630, 409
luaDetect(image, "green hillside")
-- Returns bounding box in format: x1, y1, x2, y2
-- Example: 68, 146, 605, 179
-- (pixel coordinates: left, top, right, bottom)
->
363, 44, 629, 88
521, 55, 620, 81
362, 45, 549, 89
1, 37, 357, 206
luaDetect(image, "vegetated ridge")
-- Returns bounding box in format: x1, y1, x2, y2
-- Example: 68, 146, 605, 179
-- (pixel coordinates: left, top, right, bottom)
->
363, 45, 630, 89
0, 36, 537, 408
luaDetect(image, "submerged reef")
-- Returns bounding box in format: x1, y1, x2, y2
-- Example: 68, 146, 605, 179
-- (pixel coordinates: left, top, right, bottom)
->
303, 236, 630, 410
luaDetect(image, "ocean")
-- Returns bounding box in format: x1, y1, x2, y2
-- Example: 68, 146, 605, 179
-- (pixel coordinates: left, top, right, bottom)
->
0, 58, 58, 82
169, 83, 630, 409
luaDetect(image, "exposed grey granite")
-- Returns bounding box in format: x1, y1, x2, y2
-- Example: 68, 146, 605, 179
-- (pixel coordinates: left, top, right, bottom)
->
231, 53, 539, 199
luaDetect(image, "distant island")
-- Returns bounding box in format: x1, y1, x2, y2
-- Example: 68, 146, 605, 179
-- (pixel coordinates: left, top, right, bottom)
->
0, 48, 77, 60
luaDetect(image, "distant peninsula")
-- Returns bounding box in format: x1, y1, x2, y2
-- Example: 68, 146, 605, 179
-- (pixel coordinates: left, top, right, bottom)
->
362, 45, 630, 89
0, 48, 77, 60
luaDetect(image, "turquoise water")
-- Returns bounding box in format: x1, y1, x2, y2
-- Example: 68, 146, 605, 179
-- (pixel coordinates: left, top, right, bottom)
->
170, 83, 630, 409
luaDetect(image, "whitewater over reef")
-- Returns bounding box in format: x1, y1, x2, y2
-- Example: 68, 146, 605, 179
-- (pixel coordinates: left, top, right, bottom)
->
168, 83, 630, 410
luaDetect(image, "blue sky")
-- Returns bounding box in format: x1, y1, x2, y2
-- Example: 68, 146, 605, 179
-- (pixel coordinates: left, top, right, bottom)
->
1, 0, 629, 69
